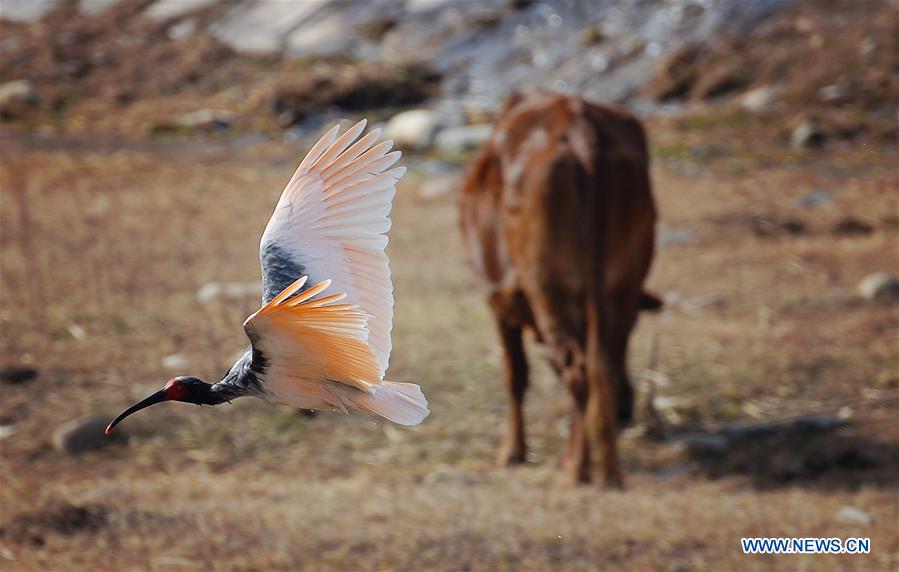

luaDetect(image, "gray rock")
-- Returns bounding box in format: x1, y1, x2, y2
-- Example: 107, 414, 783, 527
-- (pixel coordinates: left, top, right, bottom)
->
656, 227, 695, 247
0, 424, 17, 439
791, 120, 825, 149
434, 124, 493, 155
384, 109, 446, 150
211, 0, 328, 54
144, 0, 216, 20
0, 0, 59, 21
818, 82, 848, 103
52, 416, 120, 455
857, 272, 899, 303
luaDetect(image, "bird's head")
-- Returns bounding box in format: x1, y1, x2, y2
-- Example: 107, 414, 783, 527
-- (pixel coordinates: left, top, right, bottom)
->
105, 376, 210, 435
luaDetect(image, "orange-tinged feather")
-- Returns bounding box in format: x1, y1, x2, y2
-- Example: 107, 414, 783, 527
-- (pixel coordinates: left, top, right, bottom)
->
245, 277, 380, 394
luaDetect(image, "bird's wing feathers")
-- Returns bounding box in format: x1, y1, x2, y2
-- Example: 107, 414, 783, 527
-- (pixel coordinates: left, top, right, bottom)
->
259, 119, 402, 379
243, 276, 381, 394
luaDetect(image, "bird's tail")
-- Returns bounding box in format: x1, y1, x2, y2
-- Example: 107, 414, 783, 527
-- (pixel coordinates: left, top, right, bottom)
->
352, 381, 429, 426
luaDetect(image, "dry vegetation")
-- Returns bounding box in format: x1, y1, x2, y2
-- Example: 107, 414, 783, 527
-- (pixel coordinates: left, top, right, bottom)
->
1, 118, 897, 571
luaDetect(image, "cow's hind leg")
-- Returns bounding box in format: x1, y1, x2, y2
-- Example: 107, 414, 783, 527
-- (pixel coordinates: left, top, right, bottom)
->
586, 298, 625, 489
586, 366, 623, 488
495, 316, 529, 466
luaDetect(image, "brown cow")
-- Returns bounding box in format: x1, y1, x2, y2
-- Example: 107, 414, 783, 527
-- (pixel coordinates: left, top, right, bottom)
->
459, 91, 659, 487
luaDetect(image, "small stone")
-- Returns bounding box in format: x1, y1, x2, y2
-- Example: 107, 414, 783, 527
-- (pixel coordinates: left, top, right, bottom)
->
740, 85, 781, 113
857, 272, 899, 303
167, 19, 195, 41
195, 281, 262, 304
161, 354, 189, 370
818, 83, 847, 103
52, 417, 121, 455
0, 366, 38, 385
791, 189, 832, 209
174, 109, 232, 131
791, 120, 825, 149
835, 505, 871, 526
68, 324, 87, 341
832, 216, 873, 237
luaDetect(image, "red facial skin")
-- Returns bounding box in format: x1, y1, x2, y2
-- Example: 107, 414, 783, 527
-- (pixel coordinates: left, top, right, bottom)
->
164, 379, 188, 401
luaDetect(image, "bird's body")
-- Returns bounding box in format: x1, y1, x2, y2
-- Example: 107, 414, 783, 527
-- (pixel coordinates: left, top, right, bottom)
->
107, 120, 429, 434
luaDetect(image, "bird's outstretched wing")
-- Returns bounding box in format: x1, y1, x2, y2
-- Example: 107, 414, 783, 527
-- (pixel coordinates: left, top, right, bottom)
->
258, 119, 402, 379
245, 121, 427, 425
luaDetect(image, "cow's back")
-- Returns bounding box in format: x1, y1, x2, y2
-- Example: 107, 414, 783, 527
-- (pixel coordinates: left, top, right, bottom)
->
460, 91, 656, 331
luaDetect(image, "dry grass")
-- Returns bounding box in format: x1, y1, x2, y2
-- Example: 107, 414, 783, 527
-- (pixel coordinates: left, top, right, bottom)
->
1, 126, 897, 571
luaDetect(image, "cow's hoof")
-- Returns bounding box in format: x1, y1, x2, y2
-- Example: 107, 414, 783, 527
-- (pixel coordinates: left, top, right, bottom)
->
496, 446, 527, 467
602, 473, 624, 490
559, 469, 592, 488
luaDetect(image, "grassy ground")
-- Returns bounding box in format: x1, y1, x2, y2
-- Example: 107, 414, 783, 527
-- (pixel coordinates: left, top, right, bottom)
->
0, 124, 897, 571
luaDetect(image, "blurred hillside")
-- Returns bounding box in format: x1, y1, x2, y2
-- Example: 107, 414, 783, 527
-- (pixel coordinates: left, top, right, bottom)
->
1, 0, 895, 145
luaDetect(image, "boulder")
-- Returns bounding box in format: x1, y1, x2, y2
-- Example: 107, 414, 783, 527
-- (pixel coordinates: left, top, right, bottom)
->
0, 366, 38, 385
857, 272, 899, 303
384, 109, 446, 150
52, 416, 120, 455
791, 119, 826, 148
0, 80, 39, 119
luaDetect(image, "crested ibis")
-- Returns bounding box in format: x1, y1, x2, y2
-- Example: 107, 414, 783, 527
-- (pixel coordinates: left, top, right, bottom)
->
106, 120, 429, 435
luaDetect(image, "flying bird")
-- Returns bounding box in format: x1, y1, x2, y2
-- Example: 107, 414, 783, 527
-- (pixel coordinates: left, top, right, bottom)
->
107, 120, 429, 434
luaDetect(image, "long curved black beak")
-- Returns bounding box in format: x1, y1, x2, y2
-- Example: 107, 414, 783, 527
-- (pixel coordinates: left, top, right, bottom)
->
106, 389, 167, 435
